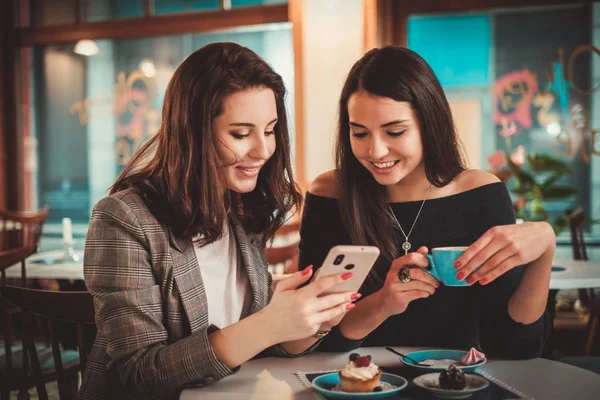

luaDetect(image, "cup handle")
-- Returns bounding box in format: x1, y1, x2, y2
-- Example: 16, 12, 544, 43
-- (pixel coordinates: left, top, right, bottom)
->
424, 254, 441, 281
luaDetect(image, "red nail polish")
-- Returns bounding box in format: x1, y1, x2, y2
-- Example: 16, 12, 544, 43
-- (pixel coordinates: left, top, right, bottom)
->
302, 266, 313, 276
454, 261, 461, 269
479, 278, 487, 285
342, 272, 353, 280
456, 272, 464, 280
351, 293, 362, 300
346, 303, 356, 310
466, 276, 475, 284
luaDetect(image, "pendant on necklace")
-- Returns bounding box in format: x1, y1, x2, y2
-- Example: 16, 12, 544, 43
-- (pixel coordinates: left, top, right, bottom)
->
402, 240, 411, 254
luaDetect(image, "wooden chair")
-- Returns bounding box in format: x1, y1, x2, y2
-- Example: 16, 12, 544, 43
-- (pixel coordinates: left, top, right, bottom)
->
0, 207, 48, 399
267, 221, 301, 274
569, 208, 598, 355
570, 208, 588, 262
0, 286, 95, 400
553, 208, 599, 356
0, 207, 49, 283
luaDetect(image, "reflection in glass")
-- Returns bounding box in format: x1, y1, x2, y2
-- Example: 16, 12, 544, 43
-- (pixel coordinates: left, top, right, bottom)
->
232, 0, 288, 7
27, 24, 295, 224
84, 0, 145, 21
30, 0, 78, 26
153, 0, 219, 14
408, 4, 594, 233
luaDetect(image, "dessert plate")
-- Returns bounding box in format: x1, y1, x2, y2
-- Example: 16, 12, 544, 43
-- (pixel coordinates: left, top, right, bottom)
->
413, 372, 489, 399
312, 372, 407, 399
398, 349, 485, 372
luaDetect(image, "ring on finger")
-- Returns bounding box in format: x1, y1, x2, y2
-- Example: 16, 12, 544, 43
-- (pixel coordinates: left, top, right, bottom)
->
398, 266, 411, 283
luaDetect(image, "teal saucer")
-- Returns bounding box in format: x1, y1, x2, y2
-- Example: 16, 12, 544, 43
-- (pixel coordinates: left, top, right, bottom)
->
312, 372, 408, 399
399, 349, 486, 372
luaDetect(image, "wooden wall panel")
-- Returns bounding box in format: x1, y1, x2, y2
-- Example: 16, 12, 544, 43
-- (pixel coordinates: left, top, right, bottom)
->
0, 0, 18, 210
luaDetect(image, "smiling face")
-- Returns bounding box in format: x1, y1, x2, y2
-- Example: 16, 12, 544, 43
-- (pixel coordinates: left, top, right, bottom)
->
213, 87, 278, 194
347, 91, 425, 189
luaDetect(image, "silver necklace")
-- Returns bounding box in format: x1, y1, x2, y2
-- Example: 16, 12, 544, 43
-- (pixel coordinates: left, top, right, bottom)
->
388, 185, 432, 255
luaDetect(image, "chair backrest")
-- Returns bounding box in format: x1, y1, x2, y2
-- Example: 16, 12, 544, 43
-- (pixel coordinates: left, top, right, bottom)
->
0, 206, 48, 252
0, 208, 49, 394
569, 208, 595, 301
267, 221, 300, 274
569, 207, 587, 262
0, 206, 49, 285
0, 285, 96, 400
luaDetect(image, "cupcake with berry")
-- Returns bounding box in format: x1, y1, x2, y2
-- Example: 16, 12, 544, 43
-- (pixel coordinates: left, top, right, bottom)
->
338, 353, 382, 393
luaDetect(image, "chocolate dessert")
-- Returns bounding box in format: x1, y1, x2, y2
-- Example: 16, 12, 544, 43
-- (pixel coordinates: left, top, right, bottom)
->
439, 365, 466, 390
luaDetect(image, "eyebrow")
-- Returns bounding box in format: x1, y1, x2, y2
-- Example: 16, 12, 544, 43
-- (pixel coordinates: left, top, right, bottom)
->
229, 118, 278, 127
349, 119, 409, 129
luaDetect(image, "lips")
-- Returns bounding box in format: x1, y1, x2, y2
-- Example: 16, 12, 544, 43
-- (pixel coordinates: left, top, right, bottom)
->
370, 160, 399, 173
372, 161, 398, 168
235, 165, 263, 177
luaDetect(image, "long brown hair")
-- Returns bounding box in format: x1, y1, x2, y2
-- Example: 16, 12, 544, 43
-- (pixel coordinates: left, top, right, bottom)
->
336, 46, 466, 261
111, 42, 301, 245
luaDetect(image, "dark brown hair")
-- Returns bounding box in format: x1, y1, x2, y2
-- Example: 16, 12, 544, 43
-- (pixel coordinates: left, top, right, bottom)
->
335, 46, 466, 261
111, 42, 301, 245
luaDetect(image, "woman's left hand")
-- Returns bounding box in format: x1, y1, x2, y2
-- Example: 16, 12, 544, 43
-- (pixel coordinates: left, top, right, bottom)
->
454, 221, 556, 285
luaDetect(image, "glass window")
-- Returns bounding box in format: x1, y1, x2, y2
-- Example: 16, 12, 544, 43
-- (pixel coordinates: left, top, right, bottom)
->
408, 15, 491, 88
232, 0, 288, 7
30, 0, 78, 26
84, 0, 145, 21
23, 23, 295, 246
153, 0, 219, 14
408, 3, 599, 241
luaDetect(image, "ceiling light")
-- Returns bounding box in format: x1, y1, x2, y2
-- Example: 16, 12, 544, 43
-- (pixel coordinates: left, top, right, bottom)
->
74, 40, 99, 56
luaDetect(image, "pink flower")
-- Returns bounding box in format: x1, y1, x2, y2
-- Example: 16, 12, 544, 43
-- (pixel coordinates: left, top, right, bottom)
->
487, 150, 507, 171
510, 145, 526, 167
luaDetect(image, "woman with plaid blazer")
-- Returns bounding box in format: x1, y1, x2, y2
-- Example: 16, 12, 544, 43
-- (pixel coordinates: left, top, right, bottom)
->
77, 43, 359, 400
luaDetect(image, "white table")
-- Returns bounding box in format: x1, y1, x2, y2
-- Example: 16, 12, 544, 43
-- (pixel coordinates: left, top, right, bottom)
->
6, 253, 598, 288
4, 249, 84, 280
180, 347, 600, 400
550, 259, 600, 290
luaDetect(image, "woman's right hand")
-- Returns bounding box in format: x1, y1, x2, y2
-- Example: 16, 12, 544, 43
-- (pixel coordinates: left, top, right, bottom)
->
377, 248, 439, 318
263, 266, 359, 343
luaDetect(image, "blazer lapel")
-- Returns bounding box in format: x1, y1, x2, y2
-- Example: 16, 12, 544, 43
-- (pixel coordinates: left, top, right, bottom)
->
229, 216, 269, 316
169, 228, 209, 333
169, 218, 269, 333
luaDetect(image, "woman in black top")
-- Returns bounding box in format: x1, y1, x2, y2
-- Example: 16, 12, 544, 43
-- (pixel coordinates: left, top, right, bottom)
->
298, 47, 556, 359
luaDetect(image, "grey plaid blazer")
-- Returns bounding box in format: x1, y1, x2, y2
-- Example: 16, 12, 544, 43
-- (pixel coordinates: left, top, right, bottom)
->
77, 188, 300, 400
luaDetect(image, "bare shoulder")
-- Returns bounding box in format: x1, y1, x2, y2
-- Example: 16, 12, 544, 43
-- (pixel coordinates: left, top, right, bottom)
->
455, 169, 501, 192
308, 170, 340, 199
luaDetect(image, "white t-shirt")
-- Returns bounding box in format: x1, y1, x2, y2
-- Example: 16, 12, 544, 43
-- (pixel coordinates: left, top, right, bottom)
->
192, 225, 251, 329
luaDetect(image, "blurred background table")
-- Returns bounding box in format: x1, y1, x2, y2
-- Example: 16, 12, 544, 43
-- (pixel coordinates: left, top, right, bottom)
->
4, 249, 84, 280
550, 259, 600, 290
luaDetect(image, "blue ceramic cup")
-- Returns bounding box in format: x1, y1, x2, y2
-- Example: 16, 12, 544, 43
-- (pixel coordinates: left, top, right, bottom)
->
424, 246, 471, 286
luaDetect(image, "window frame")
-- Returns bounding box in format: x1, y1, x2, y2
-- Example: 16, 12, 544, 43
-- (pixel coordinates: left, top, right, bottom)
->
370, 0, 599, 247
0, 0, 307, 213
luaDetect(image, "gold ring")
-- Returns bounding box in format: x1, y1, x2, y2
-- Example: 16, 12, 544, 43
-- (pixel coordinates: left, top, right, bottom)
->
398, 266, 411, 283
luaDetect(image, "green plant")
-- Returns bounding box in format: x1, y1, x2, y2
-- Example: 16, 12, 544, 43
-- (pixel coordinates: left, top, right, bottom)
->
495, 152, 577, 234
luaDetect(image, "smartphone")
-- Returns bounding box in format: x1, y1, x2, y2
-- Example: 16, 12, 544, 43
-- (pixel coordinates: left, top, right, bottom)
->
314, 245, 380, 294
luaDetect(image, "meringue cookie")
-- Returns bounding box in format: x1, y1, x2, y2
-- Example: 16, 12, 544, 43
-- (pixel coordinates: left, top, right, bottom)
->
461, 347, 486, 366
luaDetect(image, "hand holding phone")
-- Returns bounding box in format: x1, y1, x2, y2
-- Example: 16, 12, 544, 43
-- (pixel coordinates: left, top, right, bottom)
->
314, 245, 380, 295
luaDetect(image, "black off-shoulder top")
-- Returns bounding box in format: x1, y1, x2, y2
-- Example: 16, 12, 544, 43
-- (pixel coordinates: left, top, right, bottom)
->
298, 182, 550, 358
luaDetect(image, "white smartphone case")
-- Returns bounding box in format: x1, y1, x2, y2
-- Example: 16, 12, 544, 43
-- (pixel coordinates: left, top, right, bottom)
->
315, 245, 380, 294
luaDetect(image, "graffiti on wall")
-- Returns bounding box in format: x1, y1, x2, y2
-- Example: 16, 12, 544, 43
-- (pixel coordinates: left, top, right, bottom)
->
494, 45, 600, 162
68, 69, 161, 167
